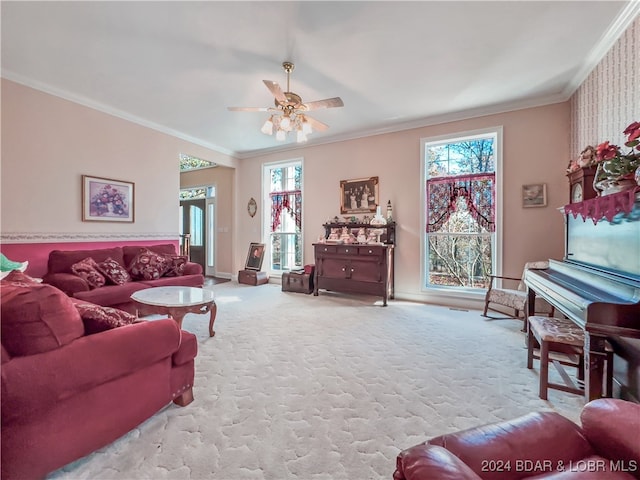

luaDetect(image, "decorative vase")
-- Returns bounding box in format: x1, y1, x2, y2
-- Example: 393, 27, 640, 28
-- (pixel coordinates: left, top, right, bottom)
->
593, 161, 637, 196
369, 207, 387, 244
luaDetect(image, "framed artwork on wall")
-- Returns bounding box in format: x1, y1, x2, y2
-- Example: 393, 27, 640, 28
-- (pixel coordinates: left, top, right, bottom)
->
340, 176, 379, 214
244, 242, 265, 271
522, 183, 547, 208
82, 175, 135, 222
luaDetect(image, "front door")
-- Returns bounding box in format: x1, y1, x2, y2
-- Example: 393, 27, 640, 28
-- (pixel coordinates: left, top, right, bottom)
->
180, 199, 206, 272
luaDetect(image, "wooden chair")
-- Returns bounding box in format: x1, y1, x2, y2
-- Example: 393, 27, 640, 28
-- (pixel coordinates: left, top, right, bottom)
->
483, 261, 554, 326
527, 315, 613, 400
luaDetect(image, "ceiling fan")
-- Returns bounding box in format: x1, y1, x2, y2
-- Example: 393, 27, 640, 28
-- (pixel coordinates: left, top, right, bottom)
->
228, 61, 344, 142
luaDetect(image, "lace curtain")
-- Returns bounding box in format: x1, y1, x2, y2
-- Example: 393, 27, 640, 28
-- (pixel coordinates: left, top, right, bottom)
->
270, 190, 302, 232
426, 172, 495, 232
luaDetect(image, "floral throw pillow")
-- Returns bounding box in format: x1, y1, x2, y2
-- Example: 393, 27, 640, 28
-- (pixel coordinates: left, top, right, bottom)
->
97, 257, 131, 285
74, 302, 137, 335
71, 257, 106, 289
163, 255, 188, 277
128, 248, 170, 280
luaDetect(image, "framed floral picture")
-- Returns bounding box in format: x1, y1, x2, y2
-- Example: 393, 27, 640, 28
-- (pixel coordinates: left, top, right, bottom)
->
82, 175, 135, 222
340, 176, 379, 214
522, 183, 547, 208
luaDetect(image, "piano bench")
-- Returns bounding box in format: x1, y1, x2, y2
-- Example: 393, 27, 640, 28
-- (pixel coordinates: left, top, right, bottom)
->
526, 316, 614, 401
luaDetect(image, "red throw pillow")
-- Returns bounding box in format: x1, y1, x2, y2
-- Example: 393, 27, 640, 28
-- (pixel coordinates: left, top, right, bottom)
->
128, 248, 170, 280
97, 257, 131, 285
74, 302, 138, 335
71, 257, 106, 289
0, 282, 85, 356
163, 255, 188, 277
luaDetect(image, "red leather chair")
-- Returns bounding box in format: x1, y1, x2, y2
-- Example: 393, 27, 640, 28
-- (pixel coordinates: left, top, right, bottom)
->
393, 398, 640, 479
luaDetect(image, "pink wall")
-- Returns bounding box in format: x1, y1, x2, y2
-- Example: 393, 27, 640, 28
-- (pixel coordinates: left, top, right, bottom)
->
1, 240, 179, 278
237, 102, 570, 303
0, 79, 237, 251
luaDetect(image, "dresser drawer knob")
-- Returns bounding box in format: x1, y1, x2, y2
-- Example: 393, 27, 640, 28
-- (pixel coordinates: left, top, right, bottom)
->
345, 248, 349, 252
368, 249, 373, 254
324, 247, 328, 252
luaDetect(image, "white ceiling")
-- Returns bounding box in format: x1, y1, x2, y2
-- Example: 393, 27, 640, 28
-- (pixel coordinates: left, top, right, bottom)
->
2, 1, 638, 159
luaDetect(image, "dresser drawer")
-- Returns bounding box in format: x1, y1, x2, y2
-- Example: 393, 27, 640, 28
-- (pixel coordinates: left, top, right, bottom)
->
337, 245, 358, 255
358, 246, 383, 256
316, 245, 337, 254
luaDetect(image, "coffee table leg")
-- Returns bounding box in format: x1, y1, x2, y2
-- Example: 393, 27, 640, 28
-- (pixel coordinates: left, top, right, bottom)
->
208, 302, 218, 337
170, 312, 186, 331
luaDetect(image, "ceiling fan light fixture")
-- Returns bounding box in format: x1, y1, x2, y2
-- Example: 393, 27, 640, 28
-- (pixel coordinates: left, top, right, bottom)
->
302, 117, 312, 135
228, 61, 342, 143
261, 116, 274, 135
296, 129, 308, 143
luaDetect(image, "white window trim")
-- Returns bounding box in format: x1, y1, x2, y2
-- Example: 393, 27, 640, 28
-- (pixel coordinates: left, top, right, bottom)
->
419, 126, 503, 300
262, 157, 304, 277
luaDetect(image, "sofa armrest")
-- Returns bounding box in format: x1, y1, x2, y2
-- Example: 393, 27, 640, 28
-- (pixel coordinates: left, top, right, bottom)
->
394, 444, 481, 480
581, 399, 640, 473
183, 261, 203, 276
172, 331, 198, 366
42, 272, 89, 296
427, 412, 595, 480
1, 319, 181, 423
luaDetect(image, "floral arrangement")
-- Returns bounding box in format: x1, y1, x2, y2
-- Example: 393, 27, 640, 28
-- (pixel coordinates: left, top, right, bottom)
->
593, 121, 640, 181
90, 183, 128, 217
567, 121, 640, 182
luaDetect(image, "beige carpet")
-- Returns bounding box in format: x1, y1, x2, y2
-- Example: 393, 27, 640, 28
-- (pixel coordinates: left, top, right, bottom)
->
49, 282, 585, 479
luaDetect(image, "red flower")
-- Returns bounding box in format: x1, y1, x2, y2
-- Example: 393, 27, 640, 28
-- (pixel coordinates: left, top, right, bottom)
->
623, 121, 640, 142
595, 141, 620, 161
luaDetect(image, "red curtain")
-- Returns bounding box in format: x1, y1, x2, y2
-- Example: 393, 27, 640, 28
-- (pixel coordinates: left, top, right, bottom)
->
270, 190, 302, 232
426, 172, 495, 232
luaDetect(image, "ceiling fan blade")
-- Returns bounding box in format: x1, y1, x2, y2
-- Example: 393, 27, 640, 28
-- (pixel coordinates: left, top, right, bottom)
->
305, 115, 329, 132
302, 97, 344, 111
263, 80, 288, 104
227, 106, 271, 112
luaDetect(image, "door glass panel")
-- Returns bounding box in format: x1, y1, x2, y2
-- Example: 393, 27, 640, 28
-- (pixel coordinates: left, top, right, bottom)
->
190, 205, 203, 246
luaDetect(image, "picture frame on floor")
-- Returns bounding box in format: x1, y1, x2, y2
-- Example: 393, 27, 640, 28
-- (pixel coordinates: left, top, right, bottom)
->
82, 175, 135, 222
245, 242, 265, 271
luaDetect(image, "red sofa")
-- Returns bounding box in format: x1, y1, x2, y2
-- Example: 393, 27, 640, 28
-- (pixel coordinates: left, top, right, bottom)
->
1, 272, 198, 480
394, 398, 640, 480
42, 244, 204, 313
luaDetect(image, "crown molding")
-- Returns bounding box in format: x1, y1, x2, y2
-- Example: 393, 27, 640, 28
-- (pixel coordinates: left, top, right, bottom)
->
235, 92, 569, 159
1, 71, 236, 157
0, 232, 178, 244
561, 0, 640, 99
4, 2, 636, 161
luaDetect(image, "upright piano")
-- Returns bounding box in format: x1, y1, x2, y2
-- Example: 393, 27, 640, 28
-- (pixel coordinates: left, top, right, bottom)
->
524, 188, 640, 401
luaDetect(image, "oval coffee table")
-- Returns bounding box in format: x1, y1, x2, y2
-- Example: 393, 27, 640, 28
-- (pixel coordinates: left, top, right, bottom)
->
131, 286, 217, 336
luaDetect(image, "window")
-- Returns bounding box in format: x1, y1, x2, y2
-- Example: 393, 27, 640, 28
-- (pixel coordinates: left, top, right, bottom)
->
422, 130, 500, 290
179, 154, 217, 172
264, 160, 303, 273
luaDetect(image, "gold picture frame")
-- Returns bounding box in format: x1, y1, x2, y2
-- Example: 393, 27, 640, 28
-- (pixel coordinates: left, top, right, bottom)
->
522, 183, 547, 208
340, 176, 379, 214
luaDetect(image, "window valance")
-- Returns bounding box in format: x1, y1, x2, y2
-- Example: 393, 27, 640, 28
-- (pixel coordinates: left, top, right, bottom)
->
426, 172, 495, 232
270, 190, 302, 232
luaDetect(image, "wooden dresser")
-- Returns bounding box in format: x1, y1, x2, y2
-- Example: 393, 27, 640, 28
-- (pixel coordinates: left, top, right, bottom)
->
313, 243, 394, 306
